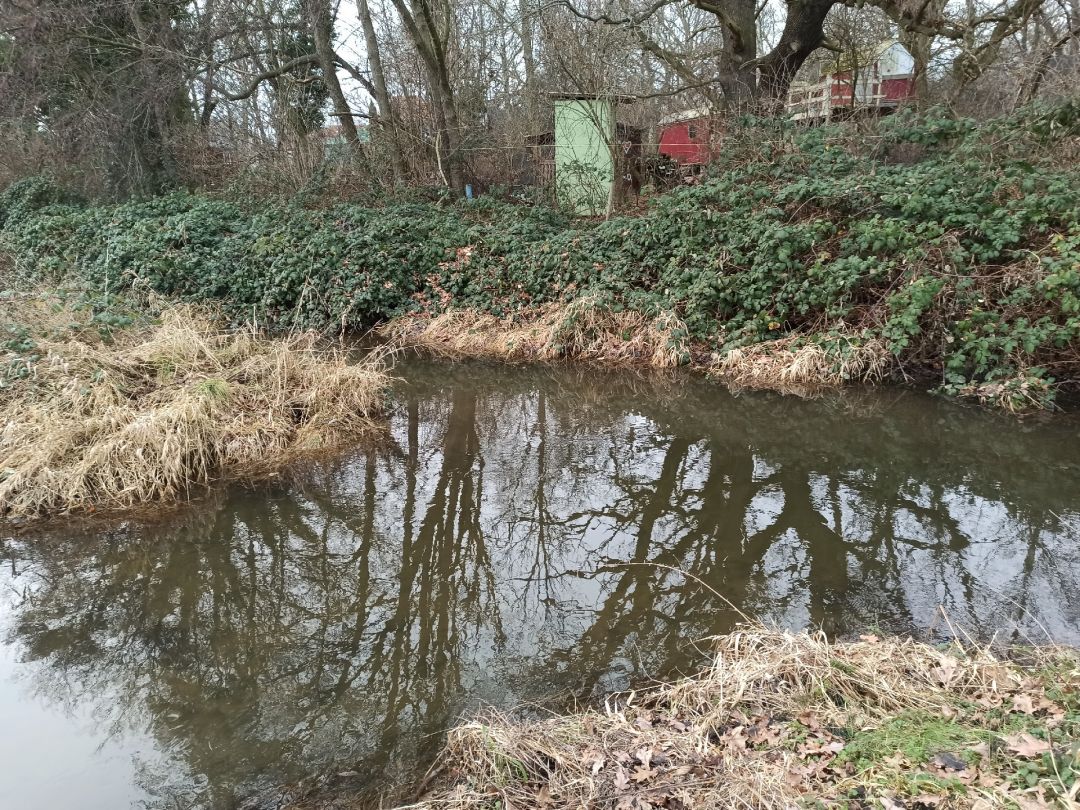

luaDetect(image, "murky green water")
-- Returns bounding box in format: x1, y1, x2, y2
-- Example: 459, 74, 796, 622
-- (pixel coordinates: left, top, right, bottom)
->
2, 359, 1080, 809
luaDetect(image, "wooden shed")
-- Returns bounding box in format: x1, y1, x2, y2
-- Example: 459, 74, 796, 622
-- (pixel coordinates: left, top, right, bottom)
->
657, 107, 718, 166
786, 40, 916, 122
539, 93, 637, 215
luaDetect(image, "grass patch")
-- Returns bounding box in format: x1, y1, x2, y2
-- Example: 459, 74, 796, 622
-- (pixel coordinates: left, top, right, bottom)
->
0, 290, 391, 520
383, 300, 692, 369
839, 711, 988, 768
381, 626, 1080, 810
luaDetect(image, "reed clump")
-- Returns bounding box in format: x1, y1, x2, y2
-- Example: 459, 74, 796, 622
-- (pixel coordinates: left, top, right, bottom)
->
0, 296, 390, 520
385, 306, 896, 398
383, 300, 691, 369
713, 333, 892, 392
403, 626, 1080, 810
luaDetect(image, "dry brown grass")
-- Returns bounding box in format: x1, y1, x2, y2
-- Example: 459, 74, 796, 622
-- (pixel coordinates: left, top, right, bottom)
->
0, 296, 390, 520
383, 301, 690, 368
384, 307, 899, 403
400, 626, 1079, 810
713, 333, 892, 392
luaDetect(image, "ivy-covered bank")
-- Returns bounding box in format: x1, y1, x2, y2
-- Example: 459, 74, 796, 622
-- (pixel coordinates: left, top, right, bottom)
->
3, 104, 1080, 410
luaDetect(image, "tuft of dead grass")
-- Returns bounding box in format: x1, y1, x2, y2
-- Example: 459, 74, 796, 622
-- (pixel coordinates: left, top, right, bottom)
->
0, 296, 391, 520
402, 626, 1080, 810
384, 307, 899, 402
713, 333, 892, 392
382, 300, 690, 369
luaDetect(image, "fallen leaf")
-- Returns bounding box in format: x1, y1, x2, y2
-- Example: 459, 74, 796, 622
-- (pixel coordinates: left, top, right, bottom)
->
614, 766, 630, 790
581, 749, 605, 775
722, 726, 748, 751
635, 747, 653, 768
795, 710, 821, 731
1005, 732, 1052, 757
783, 763, 810, 788
536, 785, 555, 808
631, 766, 655, 783
1011, 694, 1036, 715
860, 633, 881, 643
931, 654, 959, 686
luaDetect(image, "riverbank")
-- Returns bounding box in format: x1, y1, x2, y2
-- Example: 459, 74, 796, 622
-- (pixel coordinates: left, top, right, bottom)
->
2, 104, 1079, 412
346, 627, 1078, 810
382, 303, 892, 399
0, 289, 390, 520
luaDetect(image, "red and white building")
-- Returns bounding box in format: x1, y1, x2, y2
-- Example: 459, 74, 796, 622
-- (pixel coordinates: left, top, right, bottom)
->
786, 40, 916, 121
657, 107, 717, 165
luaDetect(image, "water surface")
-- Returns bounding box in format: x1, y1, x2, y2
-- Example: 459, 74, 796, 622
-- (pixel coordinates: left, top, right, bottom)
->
2, 359, 1079, 809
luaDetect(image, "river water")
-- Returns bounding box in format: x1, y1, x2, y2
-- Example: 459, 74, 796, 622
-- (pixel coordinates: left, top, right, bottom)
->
2, 359, 1079, 809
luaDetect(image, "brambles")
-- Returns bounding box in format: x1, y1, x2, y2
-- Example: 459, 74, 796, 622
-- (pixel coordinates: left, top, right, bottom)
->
2, 105, 1079, 410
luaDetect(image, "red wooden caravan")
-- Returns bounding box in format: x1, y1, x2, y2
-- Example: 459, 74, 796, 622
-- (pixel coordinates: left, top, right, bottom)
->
657, 107, 715, 165
786, 40, 916, 121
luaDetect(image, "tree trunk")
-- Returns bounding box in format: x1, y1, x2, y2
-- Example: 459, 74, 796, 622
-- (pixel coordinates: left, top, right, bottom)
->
756, 0, 836, 105
123, 1, 192, 195
356, 0, 407, 183
306, 0, 362, 148
388, 0, 466, 194
901, 30, 934, 105
520, 0, 538, 122
718, 0, 758, 108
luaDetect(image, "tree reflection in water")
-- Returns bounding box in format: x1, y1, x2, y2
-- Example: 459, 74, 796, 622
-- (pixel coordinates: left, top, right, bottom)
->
2, 359, 1079, 809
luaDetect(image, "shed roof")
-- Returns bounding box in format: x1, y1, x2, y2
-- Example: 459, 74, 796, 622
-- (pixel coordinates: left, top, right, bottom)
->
548, 92, 638, 103
659, 106, 713, 126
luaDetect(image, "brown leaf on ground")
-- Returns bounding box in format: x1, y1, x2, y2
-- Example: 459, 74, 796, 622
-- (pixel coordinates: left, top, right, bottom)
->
1011, 694, 1036, 714
535, 785, 554, 808
613, 766, 630, 791
800, 738, 845, 757
581, 749, 603, 768
912, 794, 942, 807
1005, 732, 1052, 757
631, 766, 656, 784
783, 763, 811, 789
976, 770, 1002, 788
1009, 786, 1054, 809
722, 726, 748, 752
931, 654, 960, 686
796, 710, 822, 731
